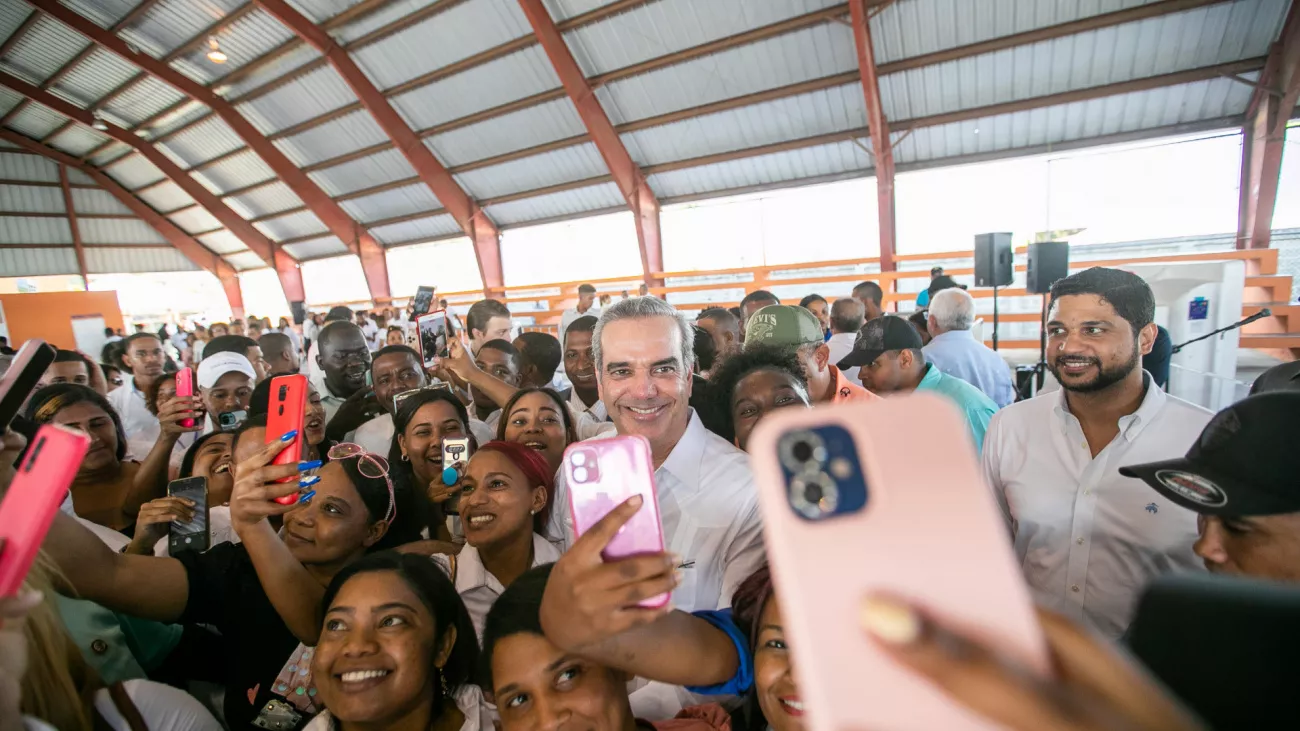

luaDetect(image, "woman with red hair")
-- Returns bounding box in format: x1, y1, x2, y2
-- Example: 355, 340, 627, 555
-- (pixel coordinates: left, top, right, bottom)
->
433, 440, 560, 639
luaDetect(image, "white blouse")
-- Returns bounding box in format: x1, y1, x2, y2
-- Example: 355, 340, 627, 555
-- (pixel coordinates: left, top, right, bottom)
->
432, 532, 562, 640
302, 684, 493, 731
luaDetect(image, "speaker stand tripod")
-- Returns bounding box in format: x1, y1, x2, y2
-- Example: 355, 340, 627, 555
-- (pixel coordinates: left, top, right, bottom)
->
991, 284, 999, 350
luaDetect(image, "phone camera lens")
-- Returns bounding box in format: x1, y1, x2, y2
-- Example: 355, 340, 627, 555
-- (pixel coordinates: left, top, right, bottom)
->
573, 466, 589, 483
779, 430, 827, 473
790, 471, 839, 520
278, 385, 287, 399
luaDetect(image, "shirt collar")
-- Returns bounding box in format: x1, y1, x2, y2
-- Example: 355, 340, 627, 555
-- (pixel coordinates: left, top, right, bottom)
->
657, 409, 707, 494
929, 329, 974, 344
455, 534, 561, 593
918, 363, 943, 389
1054, 371, 1165, 442
568, 388, 605, 419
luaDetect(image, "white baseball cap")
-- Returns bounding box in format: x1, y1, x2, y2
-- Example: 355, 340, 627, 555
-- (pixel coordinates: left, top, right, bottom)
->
197, 352, 256, 389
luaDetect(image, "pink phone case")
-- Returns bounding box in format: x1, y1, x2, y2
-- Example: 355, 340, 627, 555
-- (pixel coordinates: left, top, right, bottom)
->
0, 424, 91, 596
564, 435, 669, 608
175, 367, 195, 428
748, 393, 1048, 731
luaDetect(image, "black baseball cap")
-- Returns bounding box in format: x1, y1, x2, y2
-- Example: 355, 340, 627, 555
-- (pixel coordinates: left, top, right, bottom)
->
1119, 392, 1300, 517
836, 315, 922, 370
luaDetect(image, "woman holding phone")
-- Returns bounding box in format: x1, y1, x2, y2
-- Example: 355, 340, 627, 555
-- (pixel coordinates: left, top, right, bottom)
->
496, 387, 578, 474
390, 388, 475, 542
125, 430, 238, 555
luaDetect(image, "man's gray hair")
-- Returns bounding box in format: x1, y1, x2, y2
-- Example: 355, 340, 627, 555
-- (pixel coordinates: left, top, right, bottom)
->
929, 287, 976, 333
593, 296, 694, 375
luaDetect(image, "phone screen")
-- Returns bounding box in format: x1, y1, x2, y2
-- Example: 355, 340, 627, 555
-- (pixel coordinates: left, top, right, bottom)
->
168, 477, 208, 549
412, 286, 436, 317
418, 312, 448, 368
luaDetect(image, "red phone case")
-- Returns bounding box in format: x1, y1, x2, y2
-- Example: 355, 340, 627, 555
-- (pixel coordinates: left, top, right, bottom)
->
416, 310, 449, 367
0, 424, 91, 596
174, 367, 195, 428
266, 374, 307, 504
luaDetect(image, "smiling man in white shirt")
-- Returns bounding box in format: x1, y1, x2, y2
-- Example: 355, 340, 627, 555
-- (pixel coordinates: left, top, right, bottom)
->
106, 332, 166, 460
545, 296, 765, 719
982, 267, 1212, 639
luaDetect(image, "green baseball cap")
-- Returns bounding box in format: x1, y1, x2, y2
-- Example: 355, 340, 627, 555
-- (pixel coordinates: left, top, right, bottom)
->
744, 305, 824, 348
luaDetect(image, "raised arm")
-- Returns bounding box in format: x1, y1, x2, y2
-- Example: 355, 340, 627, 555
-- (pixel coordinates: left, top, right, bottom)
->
441, 336, 519, 414
539, 497, 739, 688
129, 393, 206, 515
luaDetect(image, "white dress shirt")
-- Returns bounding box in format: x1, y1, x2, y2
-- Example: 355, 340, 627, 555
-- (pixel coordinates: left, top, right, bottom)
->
559, 305, 601, 344
563, 387, 616, 441
923, 329, 1016, 408
982, 375, 1212, 638
825, 332, 860, 385
545, 409, 766, 719
308, 369, 347, 425
349, 412, 395, 455
432, 532, 562, 640
107, 377, 161, 461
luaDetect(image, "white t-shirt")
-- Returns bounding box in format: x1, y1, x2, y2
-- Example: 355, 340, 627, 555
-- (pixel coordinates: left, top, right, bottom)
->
303, 685, 493, 731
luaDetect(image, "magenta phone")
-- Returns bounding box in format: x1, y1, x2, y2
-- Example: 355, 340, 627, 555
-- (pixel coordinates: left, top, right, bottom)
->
564, 435, 668, 607
0, 423, 90, 596
0, 339, 55, 429
174, 367, 195, 428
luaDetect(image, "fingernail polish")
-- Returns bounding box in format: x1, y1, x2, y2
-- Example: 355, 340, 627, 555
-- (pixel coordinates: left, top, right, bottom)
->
298, 490, 316, 504
280, 429, 299, 442
861, 596, 921, 645
298, 459, 323, 471
299, 475, 321, 488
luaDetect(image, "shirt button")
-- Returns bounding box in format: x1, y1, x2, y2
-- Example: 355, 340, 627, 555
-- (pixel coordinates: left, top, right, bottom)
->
91, 639, 109, 654
1076, 537, 1085, 545
1071, 585, 1080, 593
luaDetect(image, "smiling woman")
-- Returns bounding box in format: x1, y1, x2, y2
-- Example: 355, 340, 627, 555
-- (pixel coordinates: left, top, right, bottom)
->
496, 387, 578, 474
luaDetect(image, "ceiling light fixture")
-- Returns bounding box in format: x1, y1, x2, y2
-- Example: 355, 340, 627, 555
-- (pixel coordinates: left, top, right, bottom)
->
91, 112, 108, 131
206, 37, 227, 64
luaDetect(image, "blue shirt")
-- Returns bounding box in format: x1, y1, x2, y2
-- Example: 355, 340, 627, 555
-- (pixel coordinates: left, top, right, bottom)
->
685, 609, 754, 695
917, 363, 998, 451
922, 329, 1016, 408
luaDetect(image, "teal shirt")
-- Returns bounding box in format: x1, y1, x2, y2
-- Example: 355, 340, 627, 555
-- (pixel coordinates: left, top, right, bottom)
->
917, 364, 997, 451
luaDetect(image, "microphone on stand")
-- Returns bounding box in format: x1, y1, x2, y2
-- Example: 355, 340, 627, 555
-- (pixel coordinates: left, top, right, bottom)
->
1172, 308, 1270, 354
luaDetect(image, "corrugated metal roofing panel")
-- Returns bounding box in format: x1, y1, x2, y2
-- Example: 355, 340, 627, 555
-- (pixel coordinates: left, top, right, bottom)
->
101, 75, 188, 127
485, 181, 624, 225
0, 152, 58, 182
335, 0, 440, 45
0, 5, 33, 43
425, 96, 586, 167
159, 115, 245, 167
49, 125, 113, 158
892, 76, 1253, 164
103, 153, 166, 189
71, 188, 133, 215
454, 142, 610, 199
218, 42, 322, 98
120, 0, 244, 58
0, 216, 70, 244
624, 83, 865, 166
53, 47, 138, 103
60, 0, 138, 29
6, 101, 68, 140
226, 181, 305, 218
191, 149, 277, 195
225, 249, 267, 269
85, 245, 199, 273
169, 7, 298, 86
0, 86, 22, 118
646, 139, 872, 198
3, 14, 89, 83
89, 142, 134, 167
147, 101, 212, 139
564, 0, 844, 77
166, 205, 224, 234
138, 180, 195, 212
877, 0, 1285, 122
350, 0, 532, 89
79, 218, 167, 245
0, 246, 77, 275
198, 229, 248, 254
283, 235, 350, 259
308, 147, 420, 198
293, 0, 365, 25
253, 208, 329, 241
236, 64, 357, 136
338, 182, 440, 223
542, 0, 620, 22
65, 167, 95, 185
0, 184, 64, 213
390, 45, 559, 130
274, 108, 388, 167
596, 23, 858, 125
370, 213, 462, 245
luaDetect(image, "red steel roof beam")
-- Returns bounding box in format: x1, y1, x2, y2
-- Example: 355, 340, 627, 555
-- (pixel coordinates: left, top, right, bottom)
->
848, 0, 896, 273
57, 163, 89, 289
252, 0, 502, 295
516, 0, 662, 285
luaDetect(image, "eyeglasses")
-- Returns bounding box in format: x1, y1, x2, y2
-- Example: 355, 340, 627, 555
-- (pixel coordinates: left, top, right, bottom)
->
326, 442, 396, 524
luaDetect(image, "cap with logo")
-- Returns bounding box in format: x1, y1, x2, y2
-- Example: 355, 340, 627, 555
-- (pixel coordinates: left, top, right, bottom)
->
1119, 391, 1300, 516
836, 315, 923, 370
743, 305, 825, 349
197, 351, 257, 389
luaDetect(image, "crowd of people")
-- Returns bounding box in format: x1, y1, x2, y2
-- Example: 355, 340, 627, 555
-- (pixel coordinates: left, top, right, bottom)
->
2, 264, 1299, 731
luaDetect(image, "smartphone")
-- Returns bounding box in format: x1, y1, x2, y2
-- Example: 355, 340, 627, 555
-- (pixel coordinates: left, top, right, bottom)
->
167, 476, 209, 554
0, 339, 55, 429
747, 393, 1048, 731
563, 435, 668, 608
174, 367, 195, 428
0, 423, 90, 596
411, 286, 436, 318
416, 310, 449, 369
265, 374, 307, 504
439, 436, 471, 516
218, 409, 247, 432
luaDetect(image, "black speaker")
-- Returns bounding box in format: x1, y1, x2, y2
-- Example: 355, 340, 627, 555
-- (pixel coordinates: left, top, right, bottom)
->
289, 300, 307, 325
974, 232, 1014, 287
1026, 241, 1070, 294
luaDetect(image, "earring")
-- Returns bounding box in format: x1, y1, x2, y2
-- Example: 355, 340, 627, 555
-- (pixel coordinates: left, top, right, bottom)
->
439, 667, 448, 696
401, 453, 409, 462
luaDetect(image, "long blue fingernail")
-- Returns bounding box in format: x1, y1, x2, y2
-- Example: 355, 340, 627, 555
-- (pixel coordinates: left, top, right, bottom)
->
298, 459, 322, 471
299, 475, 321, 488
298, 490, 316, 504
280, 430, 299, 442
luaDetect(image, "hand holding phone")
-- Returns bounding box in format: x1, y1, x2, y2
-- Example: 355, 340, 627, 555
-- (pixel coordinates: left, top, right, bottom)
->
265, 374, 308, 504
166, 476, 210, 554
174, 367, 195, 428
0, 340, 55, 430
435, 436, 471, 515
0, 424, 90, 596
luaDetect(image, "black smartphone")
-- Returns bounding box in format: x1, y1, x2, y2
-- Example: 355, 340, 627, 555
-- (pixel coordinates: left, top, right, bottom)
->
411, 286, 436, 318
167, 476, 210, 554
218, 409, 248, 432
0, 340, 56, 429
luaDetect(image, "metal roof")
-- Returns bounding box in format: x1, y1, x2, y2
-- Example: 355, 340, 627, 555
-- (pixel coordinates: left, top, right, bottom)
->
0, 0, 1287, 282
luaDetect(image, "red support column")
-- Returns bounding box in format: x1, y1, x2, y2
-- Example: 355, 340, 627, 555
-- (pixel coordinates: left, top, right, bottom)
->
57, 164, 90, 290
1237, 3, 1300, 249
848, 0, 897, 273
222, 276, 247, 321
516, 0, 664, 286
